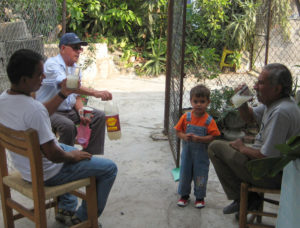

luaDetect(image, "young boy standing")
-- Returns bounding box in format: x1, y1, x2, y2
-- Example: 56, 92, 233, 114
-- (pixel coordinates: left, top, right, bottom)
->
174, 84, 220, 208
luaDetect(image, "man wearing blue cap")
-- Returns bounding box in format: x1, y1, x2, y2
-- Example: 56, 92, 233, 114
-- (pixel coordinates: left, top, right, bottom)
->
36, 33, 111, 156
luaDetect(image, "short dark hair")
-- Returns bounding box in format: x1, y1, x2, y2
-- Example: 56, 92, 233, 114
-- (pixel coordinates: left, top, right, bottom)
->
263, 63, 292, 98
6, 49, 44, 85
190, 84, 210, 100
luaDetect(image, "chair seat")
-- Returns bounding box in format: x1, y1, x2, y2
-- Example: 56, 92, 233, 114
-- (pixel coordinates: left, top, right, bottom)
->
3, 172, 90, 200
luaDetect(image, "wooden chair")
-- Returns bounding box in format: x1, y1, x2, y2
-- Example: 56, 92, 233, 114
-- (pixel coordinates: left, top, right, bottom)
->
0, 123, 98, 228
239, 182, 281, 228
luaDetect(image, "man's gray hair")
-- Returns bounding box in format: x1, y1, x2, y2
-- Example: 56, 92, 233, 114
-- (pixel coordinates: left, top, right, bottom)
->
263, 63, 292, 98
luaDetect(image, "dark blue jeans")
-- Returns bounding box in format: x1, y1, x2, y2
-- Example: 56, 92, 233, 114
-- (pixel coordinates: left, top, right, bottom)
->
44, 144, 117, 221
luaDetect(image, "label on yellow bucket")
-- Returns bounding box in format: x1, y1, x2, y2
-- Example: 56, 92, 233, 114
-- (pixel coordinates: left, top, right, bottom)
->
105, 115, 121, 132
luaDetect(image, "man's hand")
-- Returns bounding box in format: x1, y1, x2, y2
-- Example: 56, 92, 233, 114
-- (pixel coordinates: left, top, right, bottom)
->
229, 138, 245, 152
92, 90, 112, 101
68, 150, 92, 162
78, 108, 93, 125
229, 138, 265, 159
60, 79, 75, 97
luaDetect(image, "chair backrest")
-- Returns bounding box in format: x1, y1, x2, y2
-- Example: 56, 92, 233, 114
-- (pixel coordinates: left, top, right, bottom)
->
0, 123, 47, 216
0, 123, 99, 228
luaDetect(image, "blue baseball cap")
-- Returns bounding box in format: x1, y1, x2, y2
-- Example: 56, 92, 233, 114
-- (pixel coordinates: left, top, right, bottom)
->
59, 33, 88, 48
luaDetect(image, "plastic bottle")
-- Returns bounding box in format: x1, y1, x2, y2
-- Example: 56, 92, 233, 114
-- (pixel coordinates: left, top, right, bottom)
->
104, 100, 121, 140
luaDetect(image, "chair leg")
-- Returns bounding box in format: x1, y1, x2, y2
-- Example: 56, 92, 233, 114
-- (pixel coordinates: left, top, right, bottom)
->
239, 183, 248, 228
86, 176, 98, 228
54, 197, 59, 215
33, 202, 47, 228
256, 193, 264, 224
0, 184, 15, 228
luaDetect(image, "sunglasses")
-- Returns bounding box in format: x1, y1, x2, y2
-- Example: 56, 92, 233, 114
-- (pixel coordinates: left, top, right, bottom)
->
66, 44, 83, 51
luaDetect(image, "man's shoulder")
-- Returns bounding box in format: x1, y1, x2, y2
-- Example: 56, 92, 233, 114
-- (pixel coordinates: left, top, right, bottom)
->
275, 98, 299, 112
44, 54, 63, 67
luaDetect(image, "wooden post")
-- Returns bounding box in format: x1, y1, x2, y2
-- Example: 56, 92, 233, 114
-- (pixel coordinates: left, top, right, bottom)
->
62, 0, 66, 35
264, 0, 272, 66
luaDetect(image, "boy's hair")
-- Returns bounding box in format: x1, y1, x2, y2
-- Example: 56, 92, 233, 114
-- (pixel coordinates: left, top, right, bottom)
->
6, 49, 44, 85
190, 84, 210, 100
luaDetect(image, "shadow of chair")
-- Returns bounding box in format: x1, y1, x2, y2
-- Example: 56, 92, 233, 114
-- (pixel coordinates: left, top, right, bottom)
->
239, 182, 281, 228
0, 123, 98, 228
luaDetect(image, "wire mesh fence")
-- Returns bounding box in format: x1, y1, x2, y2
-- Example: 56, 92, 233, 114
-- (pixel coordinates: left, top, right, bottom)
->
0, 0, 58, 93
166, 0, 300, 166
182, 2, 300, 110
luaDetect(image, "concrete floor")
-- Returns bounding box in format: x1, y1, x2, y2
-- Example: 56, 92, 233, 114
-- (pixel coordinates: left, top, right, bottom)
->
0, 76, 279, 228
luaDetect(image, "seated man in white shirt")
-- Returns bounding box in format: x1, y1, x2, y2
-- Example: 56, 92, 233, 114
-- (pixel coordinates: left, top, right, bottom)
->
36, 33, 111, 155
0, 49, 117, 226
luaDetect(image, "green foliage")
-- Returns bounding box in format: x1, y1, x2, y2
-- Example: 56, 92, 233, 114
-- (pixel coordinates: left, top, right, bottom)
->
207, 86, 235, 125
59, 0, 143, 39
187, 0, 231, 47
140, 38, 167, 76
185, 45, 221, 80
54, 0, 293, 77
226, 51, 242, 69
224, 0, 259, 51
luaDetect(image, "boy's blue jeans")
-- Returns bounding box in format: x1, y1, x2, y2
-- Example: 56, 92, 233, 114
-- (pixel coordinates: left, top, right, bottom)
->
178, 124, 210, 199
44, 143, 117, 221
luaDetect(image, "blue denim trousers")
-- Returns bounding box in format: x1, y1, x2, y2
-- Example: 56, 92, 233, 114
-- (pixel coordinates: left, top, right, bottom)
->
178, 123, 210, 199
44, 143, 117, 221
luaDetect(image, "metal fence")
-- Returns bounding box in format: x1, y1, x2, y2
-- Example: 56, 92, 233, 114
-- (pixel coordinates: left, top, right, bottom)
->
0, 0, 58, 93
165, 0, 300, 167
182, 1, 300, 109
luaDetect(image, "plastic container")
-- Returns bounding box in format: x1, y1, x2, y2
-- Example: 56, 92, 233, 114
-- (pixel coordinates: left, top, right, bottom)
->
230, 85, 253, 108
104, 100, 121, 140
66, 66, 80, 89
76, 123, 91, 148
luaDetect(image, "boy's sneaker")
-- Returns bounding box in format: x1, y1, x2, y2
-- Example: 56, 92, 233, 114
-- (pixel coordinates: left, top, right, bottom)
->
55, 208, 74, 226
177, 197, 190, 207
195, 200, 205, 209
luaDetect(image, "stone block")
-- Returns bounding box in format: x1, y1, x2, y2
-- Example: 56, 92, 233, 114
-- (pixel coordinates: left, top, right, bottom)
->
0, 20, 31, 41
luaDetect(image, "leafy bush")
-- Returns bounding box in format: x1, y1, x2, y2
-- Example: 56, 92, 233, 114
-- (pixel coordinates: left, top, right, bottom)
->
185, 45, 221, 80
139, 38, 167, 76
207, 86, 235, 126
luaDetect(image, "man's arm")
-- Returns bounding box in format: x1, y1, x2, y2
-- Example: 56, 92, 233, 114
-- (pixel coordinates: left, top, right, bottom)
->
40, 139, 92, 163
77, 86, 112, 101
230, 139, 265, 159
43, 79, 72, 115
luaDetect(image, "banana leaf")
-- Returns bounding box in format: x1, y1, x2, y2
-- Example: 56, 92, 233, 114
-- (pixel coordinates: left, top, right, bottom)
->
247, 135, 300, 180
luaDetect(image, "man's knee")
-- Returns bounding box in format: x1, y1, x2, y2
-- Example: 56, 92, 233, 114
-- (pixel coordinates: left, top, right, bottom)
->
92, 109, 105, 119
208, 140, 224, 159
109, 161, 118, 177
58, 119, 76, 134
91, 109, 106, 126
113, 163, 118, 178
